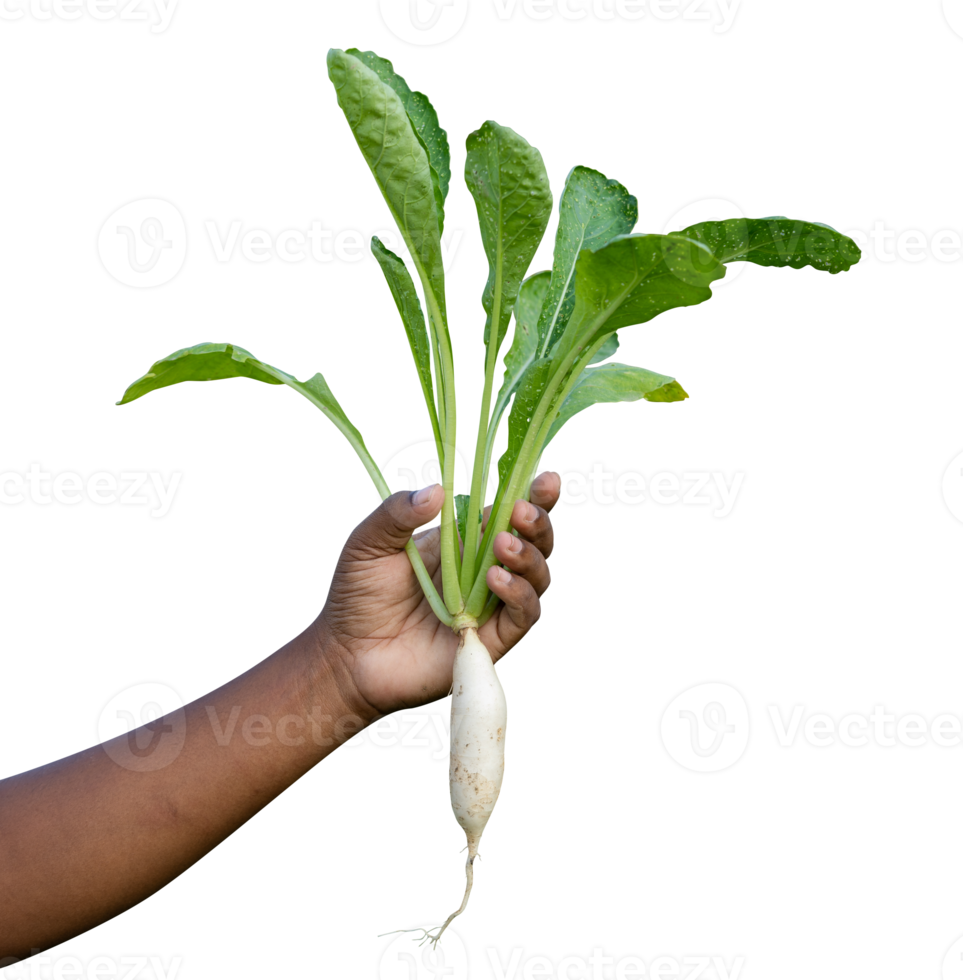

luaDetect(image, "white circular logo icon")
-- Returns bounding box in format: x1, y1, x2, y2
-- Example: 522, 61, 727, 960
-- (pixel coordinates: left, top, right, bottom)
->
382, 439, 472, 497
98, 198, 187, 288
943, 935, 963, 980
97, 682, 186, 771
661, 682, 750, 773
378, 928, 467, 979
663, 198, 748, 289
944, 0, 963, 39
942, 451, 963, 523
379, 0, 469, 45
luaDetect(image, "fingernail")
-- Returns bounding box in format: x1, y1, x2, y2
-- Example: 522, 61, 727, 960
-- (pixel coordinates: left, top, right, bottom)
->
411, 485, 437, 508
507, 534, 522, 554
520, 501, 537, 523
493, 567, 511, 586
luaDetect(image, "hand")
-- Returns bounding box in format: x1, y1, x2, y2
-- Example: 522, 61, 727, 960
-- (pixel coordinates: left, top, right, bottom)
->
315, 472, 560, 718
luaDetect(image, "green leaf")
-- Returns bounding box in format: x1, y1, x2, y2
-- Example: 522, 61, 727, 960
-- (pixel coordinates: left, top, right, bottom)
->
483, 321, 614, 492
371, 236, 440, 442
588, 332, 619, 364
328, 49, 456, 583
492, 234, 718, 499
537, 167, 638, 357
675, 217, 861, 274
644, 380, 689, 405
327, 48, 447, 318
485, 269, 551, 488
491, 271, 550, 429
465, 121, 553, 350
493, 163, 639, 421
455, 493, 473, 546
497, 357, 554, 485
555, 233, 726, 363
346, 48, 450, 233
117, 342, 385, 494
545, 363, 687, 445
492, 234, 720, 494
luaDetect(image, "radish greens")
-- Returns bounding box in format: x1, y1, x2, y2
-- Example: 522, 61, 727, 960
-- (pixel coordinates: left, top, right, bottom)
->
117, 47, 861, 942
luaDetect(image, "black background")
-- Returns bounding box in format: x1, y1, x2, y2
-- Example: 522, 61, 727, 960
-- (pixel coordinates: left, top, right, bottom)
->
0, 0, 963, 980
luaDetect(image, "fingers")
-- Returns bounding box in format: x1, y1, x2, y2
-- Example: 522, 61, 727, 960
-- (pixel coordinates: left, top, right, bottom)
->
482, 474, 558, 651
509, 498, 555, 559
475, 469, 557, 655
486, 564, 540, 644
493, 530, 550, 596
479, 471, 560, 534
343, 485, 443, 561
530, 471, 561, 513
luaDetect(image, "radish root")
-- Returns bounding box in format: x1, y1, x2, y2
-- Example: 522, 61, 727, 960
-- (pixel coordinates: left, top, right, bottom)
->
386, 626, 505, 947
423, 852, 475, 948
378, 855, 473, 947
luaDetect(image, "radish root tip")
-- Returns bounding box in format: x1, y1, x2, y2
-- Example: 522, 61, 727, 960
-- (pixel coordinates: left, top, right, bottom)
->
377, 927, 436, 947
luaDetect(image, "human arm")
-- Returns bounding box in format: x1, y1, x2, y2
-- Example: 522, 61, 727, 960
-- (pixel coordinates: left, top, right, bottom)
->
0, 474, 558, 965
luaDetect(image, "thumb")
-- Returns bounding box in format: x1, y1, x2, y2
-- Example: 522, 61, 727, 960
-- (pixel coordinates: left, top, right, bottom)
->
344, 485, 444, 560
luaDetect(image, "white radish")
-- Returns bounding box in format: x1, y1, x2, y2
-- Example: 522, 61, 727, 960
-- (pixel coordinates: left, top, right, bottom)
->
427, 626, 507, 946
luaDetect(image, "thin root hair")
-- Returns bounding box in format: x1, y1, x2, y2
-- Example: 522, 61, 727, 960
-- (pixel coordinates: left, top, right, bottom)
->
377, 927, 437, 948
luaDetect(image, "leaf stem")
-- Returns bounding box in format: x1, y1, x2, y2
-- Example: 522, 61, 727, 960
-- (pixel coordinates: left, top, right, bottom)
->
274, 365, 454, 628
465, 335, 608, 617
460, 279, 504, 595
406, 539, 455, 628
476, 589, 501, 628
427, 318, 447, 457
348, 457, 453, 628
464, 354, 576, 615
423, 290, 462, 616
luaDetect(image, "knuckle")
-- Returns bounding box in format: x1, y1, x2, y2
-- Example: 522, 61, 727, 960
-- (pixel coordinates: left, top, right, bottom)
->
519, 579, 538, 607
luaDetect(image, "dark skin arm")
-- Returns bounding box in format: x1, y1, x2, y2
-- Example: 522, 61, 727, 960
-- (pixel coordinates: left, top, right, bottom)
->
0, 473, 560, 964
